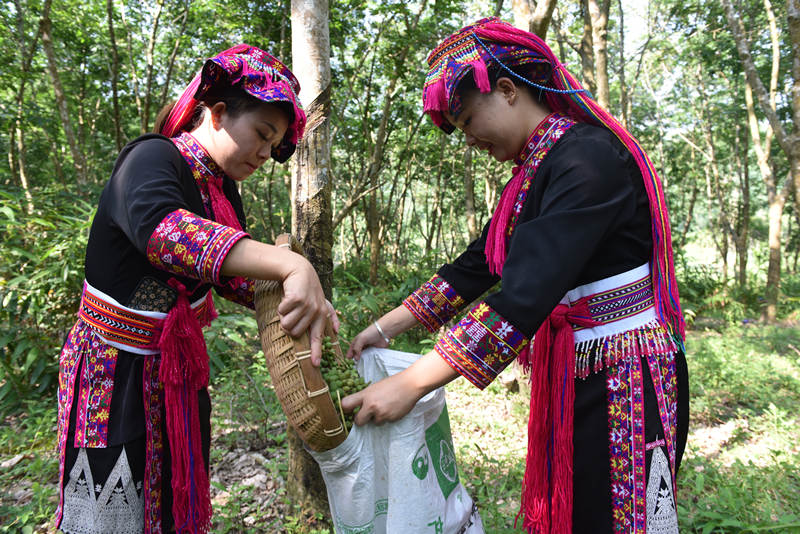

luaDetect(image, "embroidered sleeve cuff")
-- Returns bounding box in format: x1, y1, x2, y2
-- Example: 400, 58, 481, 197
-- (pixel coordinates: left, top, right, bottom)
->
434, 301, 529, 389
402, 274, 467, 332
215, 277, 256, 309
147, 208, 249, 284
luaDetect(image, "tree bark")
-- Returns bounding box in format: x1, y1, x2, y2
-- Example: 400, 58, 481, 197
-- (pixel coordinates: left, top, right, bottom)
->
41, 0, 88, 186
578, 0, 597, 96
106, 0, 123, 150
464, 147, 479, 241
141, 0, 165, 133
10, 0, 41, 213
587, 0, 611, 110
363, 1, 428, 284
158, 0, 191, 114
734, 124, 750, 289
616, 0, 629, 128
289, 0, 333, 519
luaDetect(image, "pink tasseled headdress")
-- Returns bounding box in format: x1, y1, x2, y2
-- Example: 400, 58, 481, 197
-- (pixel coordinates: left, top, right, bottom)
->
161, 44, 306, 163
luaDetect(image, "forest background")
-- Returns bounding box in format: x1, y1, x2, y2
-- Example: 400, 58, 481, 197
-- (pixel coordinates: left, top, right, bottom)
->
1, 0, 800, 532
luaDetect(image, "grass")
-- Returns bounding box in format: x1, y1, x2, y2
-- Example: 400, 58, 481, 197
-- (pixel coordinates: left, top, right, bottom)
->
1, 322, 799, 532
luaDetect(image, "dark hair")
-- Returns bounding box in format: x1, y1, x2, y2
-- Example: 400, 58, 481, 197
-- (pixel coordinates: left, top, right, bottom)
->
152, 83, 292, 134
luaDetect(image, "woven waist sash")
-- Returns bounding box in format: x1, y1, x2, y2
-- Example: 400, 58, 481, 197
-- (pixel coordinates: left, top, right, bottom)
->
555, 263, 677, 378
77, 280, 213, 355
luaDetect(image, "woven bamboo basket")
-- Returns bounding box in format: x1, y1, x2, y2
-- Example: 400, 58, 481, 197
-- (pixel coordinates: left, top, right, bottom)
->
254, 234, 348, 452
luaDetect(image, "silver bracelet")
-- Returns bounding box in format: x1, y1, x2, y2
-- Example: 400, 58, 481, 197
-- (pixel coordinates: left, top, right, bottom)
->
373, 320, 391, 344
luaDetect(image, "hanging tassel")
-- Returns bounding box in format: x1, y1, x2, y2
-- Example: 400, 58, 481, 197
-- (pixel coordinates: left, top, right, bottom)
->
158, 279, 212, 534
471, 60, 491, 93
485, 166, 526, 275
517, 299, 598, 534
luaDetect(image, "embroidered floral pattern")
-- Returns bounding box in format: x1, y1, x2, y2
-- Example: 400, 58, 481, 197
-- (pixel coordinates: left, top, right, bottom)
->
631, 356, 647, 530
214, 277, 255, 309
506, 114, 575, 238
647, 349, 679, 487
435, 301, 528, 389
172, 133, 222, 218
147, 208, 247, 284
74, 345, 118, 448
143, 353, 164, 533
56, 320, 92, 526
606, 357, 635, 533
403, 274, 466, 332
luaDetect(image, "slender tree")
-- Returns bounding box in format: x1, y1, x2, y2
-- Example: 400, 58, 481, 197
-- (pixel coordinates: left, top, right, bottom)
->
289, 0, 333, 517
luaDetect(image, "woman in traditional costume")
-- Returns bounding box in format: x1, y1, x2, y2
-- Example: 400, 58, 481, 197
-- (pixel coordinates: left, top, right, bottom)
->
344, 18, 689, 534
55, 45, 334, 534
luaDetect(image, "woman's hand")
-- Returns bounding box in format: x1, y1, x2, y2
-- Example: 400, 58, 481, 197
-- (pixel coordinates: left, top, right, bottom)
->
346, 322, 389, 361
345, 305, 420, 360
340, 371, 422, 425
220, 239, 339, 365
340, 350, 460, 425
277, 255, 336, 365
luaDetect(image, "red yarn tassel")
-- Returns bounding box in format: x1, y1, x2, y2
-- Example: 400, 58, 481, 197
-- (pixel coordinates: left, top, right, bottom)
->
208, 177, 242, 231
159, 280, 212, 534
517, 300, 597, 533
485, 166, 526, 276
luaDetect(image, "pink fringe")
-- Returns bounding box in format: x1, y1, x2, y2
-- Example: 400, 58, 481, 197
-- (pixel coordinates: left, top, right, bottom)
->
162, 75, 202, 138
208, 177, 242, 231
158, 280, 212, 533
485, 166, 525, 276
471, 60, 491, 93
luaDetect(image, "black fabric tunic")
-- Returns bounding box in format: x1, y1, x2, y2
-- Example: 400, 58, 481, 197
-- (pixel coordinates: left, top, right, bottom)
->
439, 123, 653, 337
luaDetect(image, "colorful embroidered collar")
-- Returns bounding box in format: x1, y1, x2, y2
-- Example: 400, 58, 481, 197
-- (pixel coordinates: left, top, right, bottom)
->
171, 132, 225, 217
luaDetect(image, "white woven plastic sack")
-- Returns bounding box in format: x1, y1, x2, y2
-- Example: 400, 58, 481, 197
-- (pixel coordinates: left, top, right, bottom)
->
310, 347, 485, 534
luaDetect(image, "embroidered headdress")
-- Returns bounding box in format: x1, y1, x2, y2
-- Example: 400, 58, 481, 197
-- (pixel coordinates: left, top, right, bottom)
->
423, 18, 685, 534
161, 44, 306, 163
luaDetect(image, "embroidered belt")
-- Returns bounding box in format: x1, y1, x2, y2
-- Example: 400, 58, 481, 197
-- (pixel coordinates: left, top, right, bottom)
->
559, 263, 657, 343
78, 281, 213, 355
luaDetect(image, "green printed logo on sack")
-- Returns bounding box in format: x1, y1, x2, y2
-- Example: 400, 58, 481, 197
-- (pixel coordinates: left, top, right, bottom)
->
335, 499, 387, 534
414, 405, 459, 498
412, 444, 430, 479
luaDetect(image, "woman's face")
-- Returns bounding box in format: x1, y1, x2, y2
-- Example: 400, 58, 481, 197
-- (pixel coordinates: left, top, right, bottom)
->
208, 102, 290, 180
444, 78, 535, 162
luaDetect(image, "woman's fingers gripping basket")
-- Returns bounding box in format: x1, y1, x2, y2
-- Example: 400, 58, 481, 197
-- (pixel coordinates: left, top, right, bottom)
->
253, 234, 368, 452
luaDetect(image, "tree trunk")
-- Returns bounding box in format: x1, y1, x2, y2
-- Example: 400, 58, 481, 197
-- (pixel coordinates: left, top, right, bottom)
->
363, 0, 428, 284
141, 0, 165, 134
578, 0, 597, 96
464, 147, 479, 241
41, 0, 88, 186
511, 0, 532, 31
616, 0, 629, 129
289, 0, 333, 519
724, 0, 800, 322
587, 0, 611, 110
10, 0, 41, 212
511, 0, 556, 38
158, 1, 191, 114
106, 0, 123, 150
734, 125, 750, 289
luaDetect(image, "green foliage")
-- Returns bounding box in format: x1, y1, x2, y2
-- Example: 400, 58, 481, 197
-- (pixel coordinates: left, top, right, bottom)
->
0, 186, 94, 416
678, 325, 800, 533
